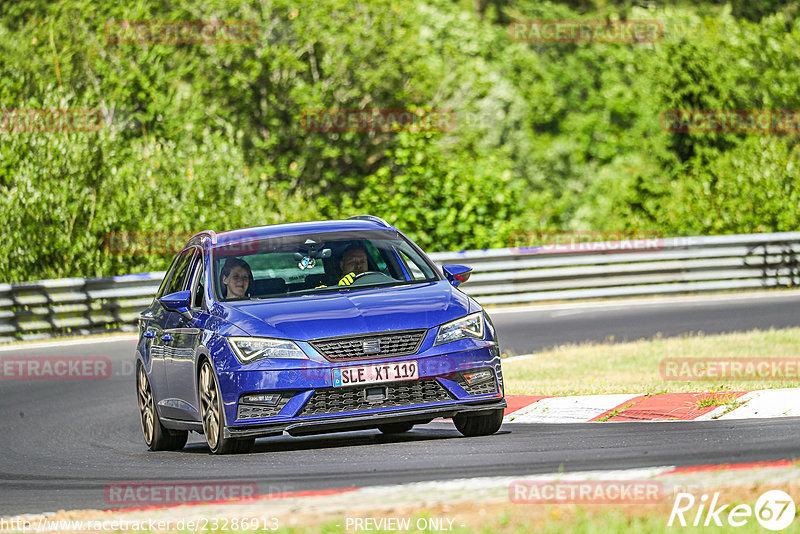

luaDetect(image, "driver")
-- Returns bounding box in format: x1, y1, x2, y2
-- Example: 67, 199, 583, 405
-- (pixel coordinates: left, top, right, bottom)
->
338, 244, 369, 286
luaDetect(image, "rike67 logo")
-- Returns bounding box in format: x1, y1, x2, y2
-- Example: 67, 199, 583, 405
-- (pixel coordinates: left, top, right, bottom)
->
668, 490, 796, 531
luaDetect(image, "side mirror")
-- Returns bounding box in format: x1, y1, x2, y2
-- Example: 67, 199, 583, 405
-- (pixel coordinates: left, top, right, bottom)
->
442, 264, 472, 287
158, 290, 193, 321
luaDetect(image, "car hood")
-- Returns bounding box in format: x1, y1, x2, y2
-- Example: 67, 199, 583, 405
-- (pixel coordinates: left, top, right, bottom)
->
214, 281, 475, 340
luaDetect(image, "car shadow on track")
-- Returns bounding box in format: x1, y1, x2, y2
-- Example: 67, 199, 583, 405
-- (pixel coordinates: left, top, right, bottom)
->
180, 425, 512, 455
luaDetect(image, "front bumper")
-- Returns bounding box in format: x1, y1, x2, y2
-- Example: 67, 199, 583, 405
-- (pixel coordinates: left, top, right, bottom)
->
223, 397, 507, 439
217, 343, 504, 429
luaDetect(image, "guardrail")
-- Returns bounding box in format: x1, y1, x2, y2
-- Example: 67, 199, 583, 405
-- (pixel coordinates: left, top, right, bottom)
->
0, 272, 165, 344
429, 232, 800, 305
2, 232, 799, 343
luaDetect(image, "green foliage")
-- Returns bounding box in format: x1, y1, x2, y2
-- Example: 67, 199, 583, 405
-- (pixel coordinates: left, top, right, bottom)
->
0, 0, 523, 281
500, 2, 800, 235
1, 0, 800, 282
662, 136, 800, 234
351, 132, 521, 251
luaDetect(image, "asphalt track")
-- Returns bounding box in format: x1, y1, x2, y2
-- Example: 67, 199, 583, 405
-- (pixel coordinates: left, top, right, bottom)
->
2, 291, 800, 516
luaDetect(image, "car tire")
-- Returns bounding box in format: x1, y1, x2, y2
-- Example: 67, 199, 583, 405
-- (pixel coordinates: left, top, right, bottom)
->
377, 422, 415, 434
137, 363, 188, 451
453, 408, 504, 437
199, 359, 254, 454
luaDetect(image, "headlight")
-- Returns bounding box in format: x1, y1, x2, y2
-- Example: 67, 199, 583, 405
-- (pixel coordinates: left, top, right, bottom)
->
434, 312, 485, 346
227, 337, 309, 363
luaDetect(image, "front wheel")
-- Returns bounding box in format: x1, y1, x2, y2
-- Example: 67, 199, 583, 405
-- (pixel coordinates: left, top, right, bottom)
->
137, 363, 187, 451
198, 360, 254, 454
453, 408, 504, 437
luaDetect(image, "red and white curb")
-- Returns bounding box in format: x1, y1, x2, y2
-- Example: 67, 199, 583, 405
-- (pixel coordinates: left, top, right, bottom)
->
502, 389, 800, 423
696, 388, 800, 420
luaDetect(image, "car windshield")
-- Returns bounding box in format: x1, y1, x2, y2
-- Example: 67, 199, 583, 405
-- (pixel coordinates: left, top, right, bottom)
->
211, 230, 440, 301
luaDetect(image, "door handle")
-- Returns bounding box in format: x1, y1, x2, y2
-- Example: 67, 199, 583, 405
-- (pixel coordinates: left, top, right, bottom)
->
143, 330, 155, 339
161, 334, 173, 342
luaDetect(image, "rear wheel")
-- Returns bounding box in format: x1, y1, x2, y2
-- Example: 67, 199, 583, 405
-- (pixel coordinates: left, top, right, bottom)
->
199, 360, 254, 454
378, 422, 415, 434
137, 363, 188, 451
453, 408, 504, 437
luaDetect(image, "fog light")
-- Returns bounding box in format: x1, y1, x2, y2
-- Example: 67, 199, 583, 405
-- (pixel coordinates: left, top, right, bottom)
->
462, 369, 493, 385
241, 393, 282, 405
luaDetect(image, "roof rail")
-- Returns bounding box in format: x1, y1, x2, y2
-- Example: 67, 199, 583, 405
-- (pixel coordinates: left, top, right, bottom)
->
347, 215, 392, 228
191, 229, 218, 244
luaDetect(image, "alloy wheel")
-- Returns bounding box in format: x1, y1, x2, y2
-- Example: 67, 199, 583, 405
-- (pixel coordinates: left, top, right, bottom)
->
137, 365, 155, 446
199, 362, 220, 449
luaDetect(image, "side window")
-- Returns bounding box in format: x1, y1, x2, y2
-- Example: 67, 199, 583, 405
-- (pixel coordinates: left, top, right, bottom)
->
165, 249, 195, 295
398, 250, 426, 280
190, 257, 206, 309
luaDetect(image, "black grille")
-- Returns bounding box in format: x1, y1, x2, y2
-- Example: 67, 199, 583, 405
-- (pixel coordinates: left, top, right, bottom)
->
297, 379, 453, 416
237, 392, 294, 420
310, 330, 426, 361
454, 369, 499, 396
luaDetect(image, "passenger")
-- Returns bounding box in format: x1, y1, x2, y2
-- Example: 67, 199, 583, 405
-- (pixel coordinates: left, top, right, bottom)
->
338, 244, 369, 285
221, 258, 253, 300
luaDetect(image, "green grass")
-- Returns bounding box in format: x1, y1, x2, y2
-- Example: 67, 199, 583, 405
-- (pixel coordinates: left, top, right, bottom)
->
596, 401, 638, 422
502, 328, 800, 396
695, 394, 741, 409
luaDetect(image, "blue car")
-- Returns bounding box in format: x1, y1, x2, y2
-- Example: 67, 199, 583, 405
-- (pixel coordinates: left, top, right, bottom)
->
135, 216, 505, 454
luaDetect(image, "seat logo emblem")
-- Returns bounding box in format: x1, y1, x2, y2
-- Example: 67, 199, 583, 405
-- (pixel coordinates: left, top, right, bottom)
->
362, 340, 381, 354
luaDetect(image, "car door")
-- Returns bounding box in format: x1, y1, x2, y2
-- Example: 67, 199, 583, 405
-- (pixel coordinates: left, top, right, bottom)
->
162, 247, 206, 422
149, 247, 196, 420
139, 253, 184, 403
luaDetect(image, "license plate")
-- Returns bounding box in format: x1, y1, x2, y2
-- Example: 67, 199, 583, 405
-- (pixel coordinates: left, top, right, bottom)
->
332, 361, 419, 387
